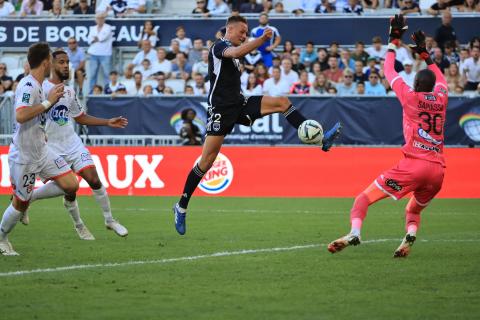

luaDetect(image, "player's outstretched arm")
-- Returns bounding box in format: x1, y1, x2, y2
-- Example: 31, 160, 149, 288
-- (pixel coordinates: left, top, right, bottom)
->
223, 28, 273, 59
16, 83, 64, 123
74, 114, 128, 128
385, 15, 409, 91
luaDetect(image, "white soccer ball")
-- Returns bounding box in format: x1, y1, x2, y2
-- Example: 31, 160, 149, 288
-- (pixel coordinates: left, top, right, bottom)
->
298, 120, 324, 145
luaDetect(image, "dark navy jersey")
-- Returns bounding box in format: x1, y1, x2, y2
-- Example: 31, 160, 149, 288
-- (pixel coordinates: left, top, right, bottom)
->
207, 38, 243, 106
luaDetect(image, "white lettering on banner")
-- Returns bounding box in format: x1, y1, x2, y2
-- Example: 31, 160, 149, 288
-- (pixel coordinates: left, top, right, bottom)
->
107, 155, 134, 189
28, 27, 40, 42
46, 26, 58, 42
76, 26, 89, 42
46, 26, 90, 43
0, 27, 6, 42
116, 26, 132, 42
59, 26, 75, 42
0, 154, 8, 187
14, 27, 27, 42
91, 155, 109, 187
238, 114, 283, 134
133, 155, 164, 188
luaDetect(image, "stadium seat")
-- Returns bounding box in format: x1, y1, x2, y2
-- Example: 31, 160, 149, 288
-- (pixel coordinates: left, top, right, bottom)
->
0, 56, 20, 70
166, 79, 186, 93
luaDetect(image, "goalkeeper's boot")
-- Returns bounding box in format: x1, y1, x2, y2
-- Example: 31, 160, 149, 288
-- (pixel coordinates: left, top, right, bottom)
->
173, 203, 186, 235
0, 238, 19, 256
321, 122, 342, 152
393, 233, 416, 258
327, 233, 361, 253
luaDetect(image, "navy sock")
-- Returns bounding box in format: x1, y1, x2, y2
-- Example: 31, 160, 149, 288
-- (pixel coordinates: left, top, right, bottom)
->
283, 105, 307, 129
178, 163, 205, 209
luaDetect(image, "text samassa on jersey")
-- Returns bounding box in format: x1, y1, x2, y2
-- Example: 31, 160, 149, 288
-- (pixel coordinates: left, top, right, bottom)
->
0, 25, 159, 44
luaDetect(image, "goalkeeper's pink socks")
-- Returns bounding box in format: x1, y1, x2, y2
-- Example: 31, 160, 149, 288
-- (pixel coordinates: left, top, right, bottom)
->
349, 183, 388, 236
405, 197, 425, 236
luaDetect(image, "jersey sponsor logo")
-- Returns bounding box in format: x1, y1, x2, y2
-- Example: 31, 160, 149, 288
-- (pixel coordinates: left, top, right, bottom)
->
22, 93, 30, 103
25, 82, 33, 87
81, 152, 92, 162
197, 153, 233, 194
423, 94, 436, 101
54, 156, 68, 169
385, 178, 402, 192
413, 140, 440, 153
418, 128, 442, 145
50, 104, 70, 126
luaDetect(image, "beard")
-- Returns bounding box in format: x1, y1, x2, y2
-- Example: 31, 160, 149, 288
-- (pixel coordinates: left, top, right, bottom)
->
56, 69, 69, 81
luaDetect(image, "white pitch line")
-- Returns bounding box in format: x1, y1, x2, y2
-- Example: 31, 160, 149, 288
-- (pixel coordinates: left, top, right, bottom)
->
1, 238, 478, 278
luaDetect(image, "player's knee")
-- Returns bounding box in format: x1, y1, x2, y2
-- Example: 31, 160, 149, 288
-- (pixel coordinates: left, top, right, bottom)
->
12, 197, 29, 212
277, 97, 291, 112
406, 197, 424, 214
87, 177, 102, 190
63, 180, 79, 196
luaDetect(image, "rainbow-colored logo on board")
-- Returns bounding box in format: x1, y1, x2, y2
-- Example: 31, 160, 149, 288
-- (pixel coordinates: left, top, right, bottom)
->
459, 107, 480, 142
170, 112, 206, 134
196, 153, 233, 194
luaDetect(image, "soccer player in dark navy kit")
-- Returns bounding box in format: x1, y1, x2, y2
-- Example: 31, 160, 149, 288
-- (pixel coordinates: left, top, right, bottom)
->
173, 15, 342, 235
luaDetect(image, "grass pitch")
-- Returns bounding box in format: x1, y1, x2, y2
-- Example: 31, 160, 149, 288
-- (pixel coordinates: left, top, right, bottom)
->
0, 195, 479, 320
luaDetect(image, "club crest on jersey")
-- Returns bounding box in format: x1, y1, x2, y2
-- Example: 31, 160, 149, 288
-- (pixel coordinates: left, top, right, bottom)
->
22, 93, 30, 103
418, 128, 442, 145
81, 153, 92, 162
423, 94, 436, 101
50, 104, 69, 126
54, 157, 68, 169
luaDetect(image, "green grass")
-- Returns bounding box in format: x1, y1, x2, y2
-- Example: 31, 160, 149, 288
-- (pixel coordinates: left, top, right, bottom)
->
0, 195, 479, 320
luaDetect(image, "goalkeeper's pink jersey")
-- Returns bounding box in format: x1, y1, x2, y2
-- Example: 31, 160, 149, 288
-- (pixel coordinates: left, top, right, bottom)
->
384, 51, 448, 167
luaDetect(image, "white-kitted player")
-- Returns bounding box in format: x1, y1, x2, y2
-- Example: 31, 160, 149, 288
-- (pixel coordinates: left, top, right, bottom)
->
0, 43, 80, 256
21, 49, 129, 240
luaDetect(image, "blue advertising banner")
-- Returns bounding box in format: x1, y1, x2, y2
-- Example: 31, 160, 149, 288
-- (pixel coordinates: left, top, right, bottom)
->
0, 16, 479, 48
86, 96, 480, 146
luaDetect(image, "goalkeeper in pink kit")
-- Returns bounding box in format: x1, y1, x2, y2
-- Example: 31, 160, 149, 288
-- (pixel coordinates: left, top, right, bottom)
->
328, 15, 448, 258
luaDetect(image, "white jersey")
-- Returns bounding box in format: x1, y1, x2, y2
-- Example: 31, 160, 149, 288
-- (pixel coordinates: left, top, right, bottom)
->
43, 81, 85, 156
9, 75, 48, 164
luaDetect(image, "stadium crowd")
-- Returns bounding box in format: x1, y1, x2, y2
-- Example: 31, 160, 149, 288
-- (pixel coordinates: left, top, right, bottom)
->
0, 1, 479, 97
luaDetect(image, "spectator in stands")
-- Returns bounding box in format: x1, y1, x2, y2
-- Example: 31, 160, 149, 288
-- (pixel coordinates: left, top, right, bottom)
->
302, 0, 321, 11
431, 47, 451, 72
366, 36, 387, 60
0, 0, 16, 16
280, 58, 299, 88
243, 72, 262, 96
64, 0, 79, 11
73, 0, 94, 14
290, 70, 311, 94
446, 63, 463, 91
336, 69, 357, 95
427, 0, 462, 16
263, 66, 290, 96
125, 0, 145, 14
328, 87, 337, 95
262, 0, 274, 12
328, 41, 340, 58
209, 0, 230, 15
434, 11, 458, 50
363, 56, 380, 77
444, 41, 460, 64
20, 0, 43, 16
151, 48, 172, 79
254, 63, 269, 86
92, 85, 103, 95
188, 39, 204, 65
361, 0, 378, 9
129, 40, 157, 71
66, 37, 86, 97
192, 0, 210, 16
171, 52, 192, 81
182, 85, 193, 95
240, 0, 262, 12
143, 85, 153, 96
0, 63, 13, 92
192, 48, 209, 78
271, 1, 286, 14
353, 60, 366, 82
164, 87, 174, 95
251, 14, 281, 68
135, 59, 156, 79
351, 41, 369, 66
180, 108, 202, 146
459, 47, 470, 71
15, 62, 30, 84
243, 48, 262, 72
315, 0, 336, 13
126, 71, 143, 95
462, 46, 480, 91
87, 13, 113, 93
138, 20, 158, 48
192, 73, 208, 95
167, 40, 181, 60
343, 0, 363, 14
323, 56, 343, 84
398, 59, 416, 88
153, 72, 166, 94
108, 0, 128, 17
104, 71, 126, 94
308, 61, 322, 82
356, 81, 365, 95
400, 0, 420, 14
310, 73, 331, 94
173, 26, 193, 54
291, 52, 306, 73
339, 49, 355, 70
314, 48, 329, 71
454, 85, 465, 95
365, 71, 386, 96
458, 0, 480, 11
300, 41, 317, 68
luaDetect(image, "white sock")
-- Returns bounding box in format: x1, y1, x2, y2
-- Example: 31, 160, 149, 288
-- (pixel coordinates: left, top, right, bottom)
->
0, 204, 22, 239
63, 199, 84, 226
92, 186, 113, 223
31, 181, 64, 202
350, 228, 361, 237
176, 203, 186, 214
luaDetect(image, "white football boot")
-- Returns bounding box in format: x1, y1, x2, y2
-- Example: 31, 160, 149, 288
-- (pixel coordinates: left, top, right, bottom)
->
327, 233, 361, 253
393, 233, 416, 258
75, 223, 95, 240
0, 238, 20, 256
105, 220, 128, 237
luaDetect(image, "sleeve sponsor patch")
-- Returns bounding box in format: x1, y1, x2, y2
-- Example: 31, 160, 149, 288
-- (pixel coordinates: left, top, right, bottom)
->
22, 93, 31, 103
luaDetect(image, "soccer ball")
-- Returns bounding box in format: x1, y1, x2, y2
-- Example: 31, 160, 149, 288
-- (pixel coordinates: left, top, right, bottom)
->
298, 120, 324, 145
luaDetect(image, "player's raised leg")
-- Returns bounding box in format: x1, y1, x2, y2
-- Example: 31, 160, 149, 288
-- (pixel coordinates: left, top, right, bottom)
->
259, 96, 342, 151
328, 182, 388, 253
393, 197, 425, 258
174, 135, 224, 235
79, 167, 128, 237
